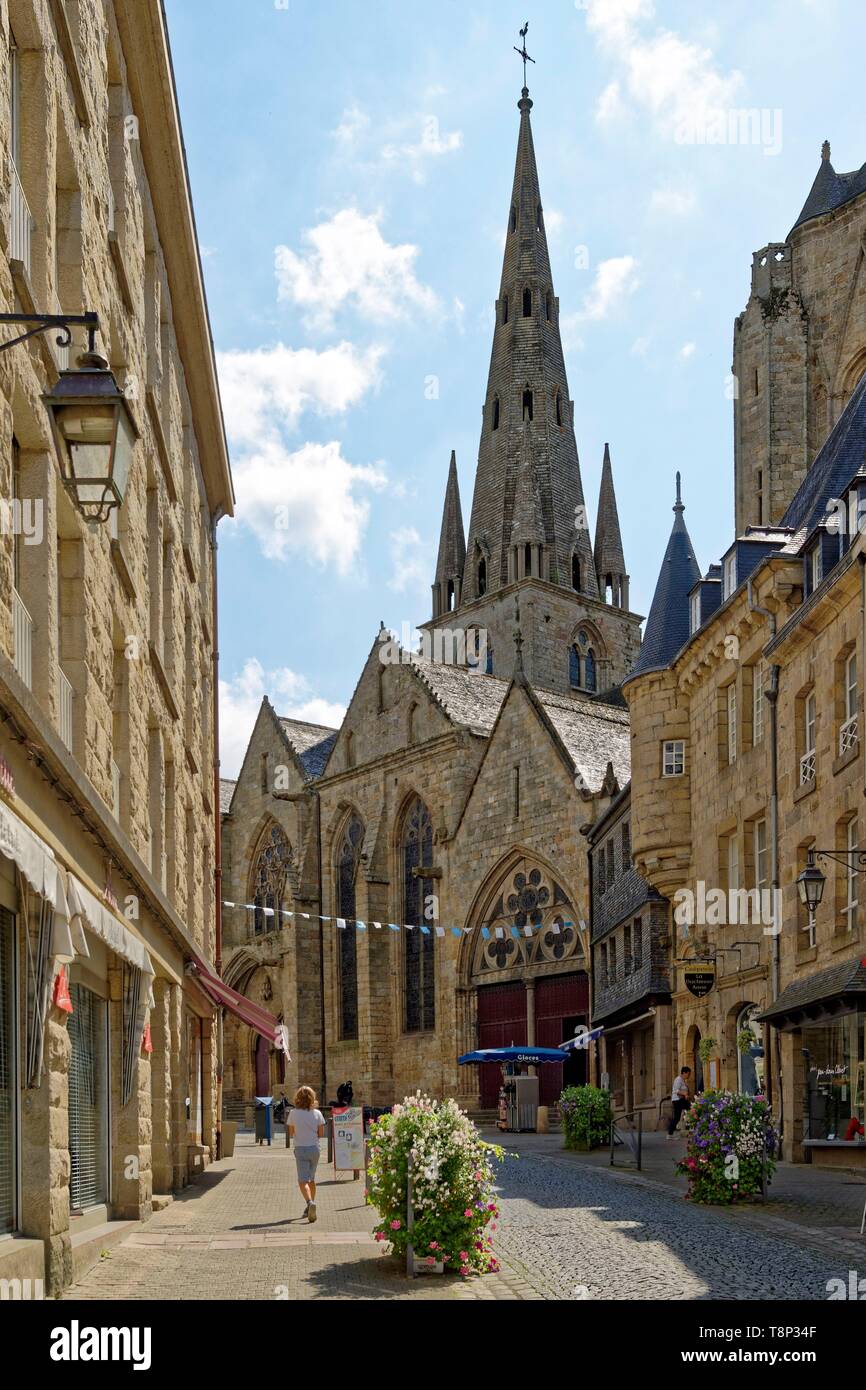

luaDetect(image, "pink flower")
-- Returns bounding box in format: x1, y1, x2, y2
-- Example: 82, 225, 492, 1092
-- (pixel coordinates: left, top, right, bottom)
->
390, 1219, 401, 1230
464, 1209, 473, 1218
374, 1232, 385, 1242
459, 1251, 468, 1261
426, 1256, 436, 1265
473, 1170, 483, 1180
428, 1241, 439, 1250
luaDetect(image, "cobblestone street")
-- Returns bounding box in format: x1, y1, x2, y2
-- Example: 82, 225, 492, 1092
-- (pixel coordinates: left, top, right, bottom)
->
57, 1129, 866, 1302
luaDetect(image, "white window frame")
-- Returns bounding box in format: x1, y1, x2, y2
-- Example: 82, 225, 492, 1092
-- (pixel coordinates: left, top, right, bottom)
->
800, 692, 817, 784
840, 651, 858, 755
844, 818, 859, 932
727, 834, 739, 893
727, 681, 737, 764
753, 661, 765, 745
662, 740, 685, 777
754, 819, 768, 893
810, 545, 821, 592
690, 590, 701, 634
723, 553, 737, 600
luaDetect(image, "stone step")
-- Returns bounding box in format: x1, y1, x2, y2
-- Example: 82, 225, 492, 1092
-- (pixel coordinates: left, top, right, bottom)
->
69, 1218, 139, 1284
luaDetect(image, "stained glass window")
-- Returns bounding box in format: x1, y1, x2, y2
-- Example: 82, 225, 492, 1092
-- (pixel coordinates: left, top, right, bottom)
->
251, 822, 292, 935
403, 797, 435, 1032
337, 814, 363, 1040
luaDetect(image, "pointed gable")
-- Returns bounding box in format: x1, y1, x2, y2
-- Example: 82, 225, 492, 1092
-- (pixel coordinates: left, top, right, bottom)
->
629, 474, 701, 677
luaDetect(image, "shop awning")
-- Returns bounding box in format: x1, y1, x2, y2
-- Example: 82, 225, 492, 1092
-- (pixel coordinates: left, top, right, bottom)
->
66, 874, 155, 985
186, 956, 290, 1055
757, 954, 866, 1030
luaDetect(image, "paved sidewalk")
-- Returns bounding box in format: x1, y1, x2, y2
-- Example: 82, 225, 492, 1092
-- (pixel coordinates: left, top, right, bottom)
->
484, 1127, 866, 1255
60, 1132, 544, 1301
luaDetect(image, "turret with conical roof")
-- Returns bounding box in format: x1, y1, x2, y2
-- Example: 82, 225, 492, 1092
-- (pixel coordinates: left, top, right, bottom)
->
432, 450, 467, 617
594, 443, 629, 609
628, 474, 700, 678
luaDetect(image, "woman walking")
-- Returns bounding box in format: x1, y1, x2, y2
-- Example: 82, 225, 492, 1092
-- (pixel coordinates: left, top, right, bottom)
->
288, 1085, 325, 1222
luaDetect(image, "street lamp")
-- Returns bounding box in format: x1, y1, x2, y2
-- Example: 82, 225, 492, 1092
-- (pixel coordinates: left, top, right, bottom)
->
43, 349, 137, 523
796, 850, 826, 918
0, 311, 137, 523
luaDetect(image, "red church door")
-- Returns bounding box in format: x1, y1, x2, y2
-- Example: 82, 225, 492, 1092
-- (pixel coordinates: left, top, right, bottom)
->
535, 973, 589, 1105
476, 982, 527, 1108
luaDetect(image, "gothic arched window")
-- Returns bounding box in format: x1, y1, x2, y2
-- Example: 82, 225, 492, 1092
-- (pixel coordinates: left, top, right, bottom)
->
486, 644, 494, 676
477, 557, 487, 597
585, 647, 597, 692
492, 396, 500, 431
337, 814, 363, 1040
251, 822, 292, 935
522, 287, 532, 317
402, 797, 435, 1032
569, 644, 580, 689
569, 628, 600, 692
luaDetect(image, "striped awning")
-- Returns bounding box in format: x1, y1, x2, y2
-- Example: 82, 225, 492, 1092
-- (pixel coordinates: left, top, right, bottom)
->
185, 957, 290, 1056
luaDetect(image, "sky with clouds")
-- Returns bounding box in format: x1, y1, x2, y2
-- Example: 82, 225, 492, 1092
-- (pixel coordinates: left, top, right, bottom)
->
164, 0, 866, 776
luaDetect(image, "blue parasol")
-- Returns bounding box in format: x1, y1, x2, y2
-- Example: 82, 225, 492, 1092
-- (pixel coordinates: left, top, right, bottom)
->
458, 1046, 568, 1065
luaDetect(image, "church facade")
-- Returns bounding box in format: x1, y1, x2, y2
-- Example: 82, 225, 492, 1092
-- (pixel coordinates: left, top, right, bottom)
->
219, 84, 648, 1114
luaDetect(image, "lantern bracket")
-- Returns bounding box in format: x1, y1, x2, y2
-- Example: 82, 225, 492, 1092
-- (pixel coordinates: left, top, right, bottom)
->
0, 311, 98, 355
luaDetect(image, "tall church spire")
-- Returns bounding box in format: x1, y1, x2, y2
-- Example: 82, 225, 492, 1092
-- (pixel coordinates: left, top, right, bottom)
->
594, 443, 629, 609
461, 81, 596, 602
432, 450, 466, 617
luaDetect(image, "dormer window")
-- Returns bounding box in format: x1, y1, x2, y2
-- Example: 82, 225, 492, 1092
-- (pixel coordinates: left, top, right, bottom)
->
723, 552, 737, 600
810, 544, 821, 592
690, 590, 700, 634
522, 287, 532, 317
492, 396, 500, 431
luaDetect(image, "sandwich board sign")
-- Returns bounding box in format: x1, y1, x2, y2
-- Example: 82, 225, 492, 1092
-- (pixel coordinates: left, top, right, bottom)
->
332, 1105, 365, 1173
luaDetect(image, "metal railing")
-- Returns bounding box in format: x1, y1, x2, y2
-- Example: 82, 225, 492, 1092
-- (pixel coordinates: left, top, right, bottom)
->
9, 160, 33, 276
799, 750, 816, 785
58, 668, 73, 749
12, 588, 32, 688
609, 1108, 643, 1169
839, 713, 858, 756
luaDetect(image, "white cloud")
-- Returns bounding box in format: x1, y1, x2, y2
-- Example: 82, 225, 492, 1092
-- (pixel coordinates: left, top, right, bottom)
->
220, 658, 345, 779
230, 437, 386, 573
387, 526, 432, 596
381, 115, 463, 183
649, 186, 697, 216
679, 341, 696, 360
586, 0, 743, 141
543, 207, 565, 236
275, 209, 439, 332
630, 335, 651, 356
579, 255, 640, 321
559, 313, 586, 352
332, 104, 370, 145
217, 341, 384, 446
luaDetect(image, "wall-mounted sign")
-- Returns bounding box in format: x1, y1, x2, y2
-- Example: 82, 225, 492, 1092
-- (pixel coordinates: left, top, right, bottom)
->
684, 962, 716, 997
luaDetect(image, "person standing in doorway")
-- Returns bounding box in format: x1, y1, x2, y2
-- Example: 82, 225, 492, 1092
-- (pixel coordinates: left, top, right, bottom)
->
288, 1085, 325, 1222
667, 1066, 692, 1138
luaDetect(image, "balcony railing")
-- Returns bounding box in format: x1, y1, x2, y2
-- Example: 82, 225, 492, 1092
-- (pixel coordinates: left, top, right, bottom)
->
58, 668, 73, 749
111, 760, 121, 819
9, 160, 33, 277
12, 588, 32, 688
800, 750, 816, 785
839, 713, 859, 756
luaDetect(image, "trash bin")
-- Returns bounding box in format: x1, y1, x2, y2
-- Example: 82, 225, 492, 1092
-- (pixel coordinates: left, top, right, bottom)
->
254, 1096, 273, 1146
221, 1120, 237, 1157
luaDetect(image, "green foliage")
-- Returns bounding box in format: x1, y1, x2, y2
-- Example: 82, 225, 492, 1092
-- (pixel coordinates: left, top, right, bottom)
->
676, 1089, 778, 1205
697, 1036, 717, 1064
365, 1093, 505, 1276
559, 1085, 611, 1150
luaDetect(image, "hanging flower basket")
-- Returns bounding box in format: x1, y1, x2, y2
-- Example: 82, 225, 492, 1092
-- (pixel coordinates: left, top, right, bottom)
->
366, 1093, 506, 1278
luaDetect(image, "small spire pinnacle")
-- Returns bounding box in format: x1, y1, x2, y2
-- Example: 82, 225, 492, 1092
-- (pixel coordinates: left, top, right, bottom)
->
674, 471, 683, 512
821, 139, 831, 162
512, 595, 525, 677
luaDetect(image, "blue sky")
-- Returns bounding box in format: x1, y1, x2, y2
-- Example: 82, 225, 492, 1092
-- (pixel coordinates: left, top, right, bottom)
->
164, 0, 865, 775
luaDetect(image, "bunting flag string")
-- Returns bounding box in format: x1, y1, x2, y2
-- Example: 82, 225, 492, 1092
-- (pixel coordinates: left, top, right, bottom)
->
221, 900, 586, 939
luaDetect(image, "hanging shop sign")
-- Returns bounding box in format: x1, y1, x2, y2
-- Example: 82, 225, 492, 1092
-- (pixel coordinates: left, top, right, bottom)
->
683, 961, 716, 997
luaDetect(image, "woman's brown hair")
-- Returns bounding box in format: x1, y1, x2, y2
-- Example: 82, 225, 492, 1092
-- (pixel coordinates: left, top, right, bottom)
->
293, 1085, 317, 1110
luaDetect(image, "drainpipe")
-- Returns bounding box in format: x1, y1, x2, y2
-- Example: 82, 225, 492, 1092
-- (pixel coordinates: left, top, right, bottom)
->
315, 789, 326, 1104
211, 509, 225, 1158
748, 578, 782, 1146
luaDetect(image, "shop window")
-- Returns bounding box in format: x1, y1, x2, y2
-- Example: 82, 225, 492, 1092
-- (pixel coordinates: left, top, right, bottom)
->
802, 1013, 865, 1141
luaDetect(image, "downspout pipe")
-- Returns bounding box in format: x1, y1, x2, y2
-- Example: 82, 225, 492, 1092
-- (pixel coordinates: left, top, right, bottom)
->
211, 508, 225, 1158
748, 578, 782, 1146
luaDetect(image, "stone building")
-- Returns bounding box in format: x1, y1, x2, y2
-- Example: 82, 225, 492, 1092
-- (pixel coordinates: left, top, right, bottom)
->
626, 152, 866, 1162
221, 83, 641, 1117
0, 0, 237, 1295
734, 142, 866, 533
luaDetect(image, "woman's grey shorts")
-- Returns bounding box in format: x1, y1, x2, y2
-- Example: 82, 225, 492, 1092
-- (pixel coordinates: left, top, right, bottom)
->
294, 1145, 320, 1183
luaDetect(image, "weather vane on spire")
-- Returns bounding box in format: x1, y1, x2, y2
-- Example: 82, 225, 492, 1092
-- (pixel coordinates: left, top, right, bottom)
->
514, 22, 535, 88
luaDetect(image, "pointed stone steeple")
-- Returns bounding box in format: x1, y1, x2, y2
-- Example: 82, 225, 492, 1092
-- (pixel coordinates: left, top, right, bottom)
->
461, 83, 596, 602
432, 450, 467, 617
629, 473, 700, 678
594, 443, 629, 609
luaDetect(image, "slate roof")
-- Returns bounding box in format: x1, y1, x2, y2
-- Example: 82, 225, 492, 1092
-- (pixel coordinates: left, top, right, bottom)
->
791, 143, 866, 234
777, 368, 866, 546
219, 778, 236, 814
278, 717, 340, 780
758, 953, 866, 1024
408, 657, 509, 734
628, 474, 701, 678
536, 689, 631, 792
